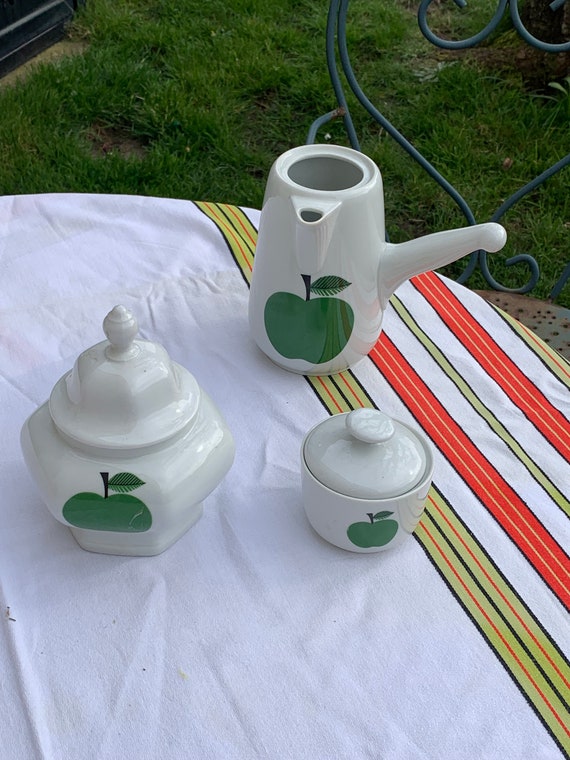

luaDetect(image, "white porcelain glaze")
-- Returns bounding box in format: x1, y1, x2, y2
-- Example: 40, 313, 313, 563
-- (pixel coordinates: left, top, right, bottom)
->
301, 410, 434, 553
20, 306, 235, 556
304, 409, 427, 500
50, 305, 200, 449
249, 143, 507, 375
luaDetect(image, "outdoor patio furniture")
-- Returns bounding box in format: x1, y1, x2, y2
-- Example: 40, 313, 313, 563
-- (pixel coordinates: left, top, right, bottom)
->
309, 0, 570, 358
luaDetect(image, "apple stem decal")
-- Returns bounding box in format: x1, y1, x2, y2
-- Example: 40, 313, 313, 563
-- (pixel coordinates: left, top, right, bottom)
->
62, 471, 152, 533
301, 273, 312, 301
264, 273, 355, 364
101, 470, 109, 499
347, 511, 399, 548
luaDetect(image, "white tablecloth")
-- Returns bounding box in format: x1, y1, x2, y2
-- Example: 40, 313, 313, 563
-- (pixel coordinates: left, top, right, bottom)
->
1, 194, 568, 759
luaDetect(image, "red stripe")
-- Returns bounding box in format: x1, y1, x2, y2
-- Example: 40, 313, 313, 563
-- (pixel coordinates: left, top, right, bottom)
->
421, 520, 570, 739
430, 494, 570, 693
314, 376, 343, 413
337, 373, 369, 407
413, 273, 570, 461
224, 205, 257, 249
370, 336, 570, 609
201, 202, 253, 273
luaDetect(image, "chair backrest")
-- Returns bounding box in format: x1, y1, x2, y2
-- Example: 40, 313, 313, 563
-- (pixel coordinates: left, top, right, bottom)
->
308, 0, 570, 302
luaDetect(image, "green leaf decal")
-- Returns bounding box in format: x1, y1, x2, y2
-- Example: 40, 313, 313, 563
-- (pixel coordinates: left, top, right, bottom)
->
108, 472, 145, 493
373, 511, 394, 520
310, 275, 351, 297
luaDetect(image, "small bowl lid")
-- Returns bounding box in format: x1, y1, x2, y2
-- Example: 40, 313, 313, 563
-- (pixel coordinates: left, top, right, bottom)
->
49, 305, 200, 449
303, 408, 427, 499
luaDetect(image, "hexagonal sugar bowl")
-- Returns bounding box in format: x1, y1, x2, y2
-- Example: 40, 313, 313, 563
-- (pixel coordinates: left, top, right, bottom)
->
21, 305, 235, 556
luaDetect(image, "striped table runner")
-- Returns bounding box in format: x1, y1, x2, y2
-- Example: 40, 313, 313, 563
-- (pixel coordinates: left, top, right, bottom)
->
196, 201, 570, 757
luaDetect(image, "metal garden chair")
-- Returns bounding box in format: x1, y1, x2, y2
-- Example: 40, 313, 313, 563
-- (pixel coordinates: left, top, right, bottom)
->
308, 0, 570, 358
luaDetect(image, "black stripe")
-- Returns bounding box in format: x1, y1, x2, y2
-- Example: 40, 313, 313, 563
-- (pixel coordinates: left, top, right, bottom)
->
192, 202, 251, 288
390, 294, 570, 517
415, 517, 569, 760
424, 502, 570, 712
410, 277, 570, 459
213, 202, 570, 757
428, 488, 570, 675
214, 203, 257, 256
332, 371, 377, 410
329, 373, 365, 410
367, 341, 570, 614
485, 301, 570, 388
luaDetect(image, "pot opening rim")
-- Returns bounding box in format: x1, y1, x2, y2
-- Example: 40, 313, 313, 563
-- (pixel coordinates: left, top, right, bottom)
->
287, 155, 367, 192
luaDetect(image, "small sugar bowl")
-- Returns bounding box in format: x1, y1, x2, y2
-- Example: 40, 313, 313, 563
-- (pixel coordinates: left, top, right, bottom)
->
20, 305, 235, 556
301, 408, 434, 552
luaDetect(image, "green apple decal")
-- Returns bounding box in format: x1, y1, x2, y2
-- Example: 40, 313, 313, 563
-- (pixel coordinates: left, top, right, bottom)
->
63, 471, 152, 532
264, 273, 354, 364
347, 511, 398, 548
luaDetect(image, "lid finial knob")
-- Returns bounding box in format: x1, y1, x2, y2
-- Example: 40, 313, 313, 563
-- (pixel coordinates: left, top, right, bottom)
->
346, 408, 395, 444
103, 305, 140, 361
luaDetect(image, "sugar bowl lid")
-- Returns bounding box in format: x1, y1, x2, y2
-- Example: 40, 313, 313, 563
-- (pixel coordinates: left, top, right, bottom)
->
49, 305, 200, 449
303, 408, 427, 499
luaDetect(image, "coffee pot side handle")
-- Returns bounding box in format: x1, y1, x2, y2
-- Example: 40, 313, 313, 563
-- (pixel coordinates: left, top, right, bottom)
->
378, 222, 507, 306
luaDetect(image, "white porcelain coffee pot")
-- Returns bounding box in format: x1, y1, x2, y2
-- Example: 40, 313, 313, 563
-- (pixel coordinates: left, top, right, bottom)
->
249, 144, 507, 375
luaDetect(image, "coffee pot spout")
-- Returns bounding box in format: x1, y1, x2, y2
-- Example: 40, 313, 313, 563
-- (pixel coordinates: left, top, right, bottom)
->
378, 222, 507, 306
291, 196, 342, 275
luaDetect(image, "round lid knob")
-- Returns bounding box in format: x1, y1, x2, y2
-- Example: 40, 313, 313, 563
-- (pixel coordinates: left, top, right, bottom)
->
303, 409, 427, 499
345, 407, 395, 443
49, 305, 200, 449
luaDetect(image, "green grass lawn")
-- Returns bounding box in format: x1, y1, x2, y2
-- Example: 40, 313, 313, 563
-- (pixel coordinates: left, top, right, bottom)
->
0, 0, 568, 304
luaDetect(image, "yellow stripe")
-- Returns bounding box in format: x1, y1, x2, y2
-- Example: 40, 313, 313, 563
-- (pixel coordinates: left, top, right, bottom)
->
417, 493, 570, 753
306, 373, 373, 413
195, 202, 255, 281
425, 490, 570, 692
221, 204, 258, 254
391, 296, 570, 518
196, 202, 570, 755
489, 303, 570, 388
